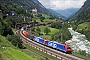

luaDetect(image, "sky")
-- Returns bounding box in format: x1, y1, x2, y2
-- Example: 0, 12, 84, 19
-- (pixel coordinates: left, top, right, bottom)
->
38, 0, 86, 10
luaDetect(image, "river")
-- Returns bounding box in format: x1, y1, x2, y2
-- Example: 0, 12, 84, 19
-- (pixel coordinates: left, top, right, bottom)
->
65, 28, 90, 54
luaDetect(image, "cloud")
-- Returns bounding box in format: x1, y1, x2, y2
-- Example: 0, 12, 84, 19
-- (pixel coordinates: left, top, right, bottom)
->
38, 0, 86, 10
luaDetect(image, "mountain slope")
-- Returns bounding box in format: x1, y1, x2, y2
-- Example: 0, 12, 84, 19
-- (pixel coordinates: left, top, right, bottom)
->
68, 0, 90, 43
48, 9, 67, 20
0, 0, 65, 19
69, 0, 90, 22
0, 0, 50, 14
55, 8, 79, 18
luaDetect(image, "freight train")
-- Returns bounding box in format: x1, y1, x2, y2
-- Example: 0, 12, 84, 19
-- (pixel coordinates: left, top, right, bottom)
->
21, 28, 72, 53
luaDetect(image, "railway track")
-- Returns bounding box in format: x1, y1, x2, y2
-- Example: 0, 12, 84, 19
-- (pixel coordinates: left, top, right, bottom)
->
17, 30, 54, 60
17, 30, 86, 60
23, 44, 50, 60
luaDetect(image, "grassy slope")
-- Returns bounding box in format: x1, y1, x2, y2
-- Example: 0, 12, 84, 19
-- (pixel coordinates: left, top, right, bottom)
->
24, 43, 59, 60
77, 22, 90, 30
76, 22, 90, 41
39, 26, 59, 39
3, 48, 36, 60
0, 35, 40, 60
36, 19, 56, 24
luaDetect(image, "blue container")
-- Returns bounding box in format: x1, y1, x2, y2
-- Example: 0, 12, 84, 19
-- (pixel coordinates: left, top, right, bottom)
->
47, 41, 53, 47
12, 11, 15, 16
33, 37, 41, 42
52, 41, 58, 48
33, 36, 38, 41
38, 38, 44, 44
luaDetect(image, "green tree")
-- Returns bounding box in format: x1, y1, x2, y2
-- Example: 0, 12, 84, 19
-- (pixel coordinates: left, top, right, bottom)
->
0, 22, 4, 35
16, 6, 26, 14
31, 27, 35, 32
36, 27, 41, 35
51, 28, 72, 43
44, 27, 50, 35
0, 14, 4, 35
7, 35, 23, 48
40, 16, 45, 22
50, 21, 62, 29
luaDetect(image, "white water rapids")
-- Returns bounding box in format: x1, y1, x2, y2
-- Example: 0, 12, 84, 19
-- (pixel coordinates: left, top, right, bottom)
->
65, 28, 90, 54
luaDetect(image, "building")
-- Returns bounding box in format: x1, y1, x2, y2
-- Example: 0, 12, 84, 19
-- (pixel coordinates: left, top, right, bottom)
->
32, 8, 37, 15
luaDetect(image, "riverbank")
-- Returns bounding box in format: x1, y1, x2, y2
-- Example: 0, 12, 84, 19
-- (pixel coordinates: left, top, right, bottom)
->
66, 28, 90, 59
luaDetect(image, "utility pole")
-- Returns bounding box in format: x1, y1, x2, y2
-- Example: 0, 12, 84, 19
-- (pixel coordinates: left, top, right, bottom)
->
61, 33, 62, 43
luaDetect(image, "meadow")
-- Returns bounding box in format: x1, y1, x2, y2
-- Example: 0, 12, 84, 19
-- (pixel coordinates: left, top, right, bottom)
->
39, 26, 59, 40
0, 35, 41, 60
